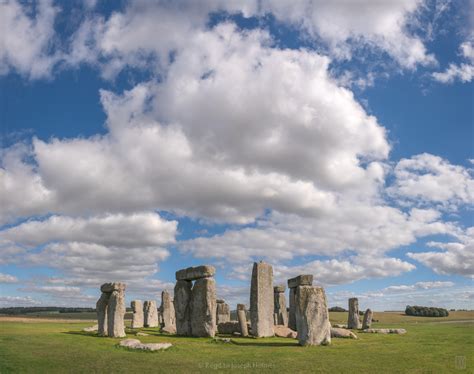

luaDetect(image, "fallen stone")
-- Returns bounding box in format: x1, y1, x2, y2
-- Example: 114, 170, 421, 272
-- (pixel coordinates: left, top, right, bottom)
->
176, 265, 216, 281
331, 327, 358, 339
362, 308, 373, 329
213, 337, 231, 343
363, 328, 406, 334
250, 261, 274, 337
82, 324, 98, 332
273, 325, 297, 339
287, 275, 313, 289
232, 332, 241, 337
333, 324, 347, 329
347, 298, 362, 329
136, 332, 149, 336
174, 280, 192, 336
191, 277, 217, 337
119, 339, 172, 351
131, 300, 144, 329
295, 286, 331, 346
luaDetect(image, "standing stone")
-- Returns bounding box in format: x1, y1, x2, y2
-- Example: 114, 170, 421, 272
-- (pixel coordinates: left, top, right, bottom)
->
144, 300, 159, 328
237, 304, 249, 337
174, 280, 193, 336
362, 308, 373, 329
288, 287, 297, 330
288, 274, 313, 331
348, 298, 362, 329
190, 277, 217, 337
96, 292, 110, 336
274, 286, 288, 326
250, 261, 274, 337
107, 284, 126, 338
131, 300, 144, 329
161, 291, 176, 333
295, 286, 331, 346
216, 299, 231, 324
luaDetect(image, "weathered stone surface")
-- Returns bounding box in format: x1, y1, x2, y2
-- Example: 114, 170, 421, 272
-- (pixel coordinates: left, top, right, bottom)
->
161, 291, 176, 332
131, 300, 144, 329
216, 301, 231, 324
288, 275, 313, 289
119, 339, 172, 351
273, 325, 297, 339
83, 324, 98, 332
101, 282, 126, 293
274, 285, 286, 293
191, 277, 217, 337
144, 300, 159, 328
295, 286, 331, 346
331, 327, 358, 339
216, 299, 225, 304
274, 288, 288, 326
347, 298, 362, 329
217, 321, 241, 335
250, 262, 274, 337
362, 308, 373, 329
288, 287, 297, 331
333, 324, 348, 329
107, 289, 126, 338
237, 304, 249, 337
96, 292, 109, 336
174, 280, 192, 336
136, 332, 149, 336
176, 265, 216, 281
363, 328, 406, 334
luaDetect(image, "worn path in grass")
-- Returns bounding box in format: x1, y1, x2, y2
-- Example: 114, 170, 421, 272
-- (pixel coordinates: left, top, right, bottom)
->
1, 312, 473, 373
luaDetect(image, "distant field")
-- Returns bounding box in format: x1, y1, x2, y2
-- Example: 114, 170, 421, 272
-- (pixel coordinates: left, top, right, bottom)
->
0, 311, 472, 373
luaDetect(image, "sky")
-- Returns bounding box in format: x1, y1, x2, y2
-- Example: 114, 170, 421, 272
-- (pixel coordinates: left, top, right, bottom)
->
0, 0, 473, 312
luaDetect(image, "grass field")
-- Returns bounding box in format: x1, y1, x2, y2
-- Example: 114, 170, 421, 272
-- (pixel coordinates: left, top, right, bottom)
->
1, 311, 473, 373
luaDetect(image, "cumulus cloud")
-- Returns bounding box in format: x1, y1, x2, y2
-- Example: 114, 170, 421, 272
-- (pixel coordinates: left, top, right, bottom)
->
433, 40, 474, 83
408, 227, 474, 277
0, 296, 40, 307
388, 153, 474, 209
0, 272, 18, 283
0, 0, 60, 78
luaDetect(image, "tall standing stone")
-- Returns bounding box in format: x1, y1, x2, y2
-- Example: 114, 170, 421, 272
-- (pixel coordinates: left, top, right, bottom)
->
216, 299, 231, 324
106, 283, 126, 338
144, 300, 159, 328
96, 292, 110, 336
288, 274, 313, 331
362, 308, 373, 329
131, 300, 144, 329
191, 277, 217, 337
161, 290, 176, 333
274, 285, 288, 326
174, 280, 193, 336
348, 298, 362, 329
250, 261, 274, 337
295, 285, 331, 346
237, 304, 249, 337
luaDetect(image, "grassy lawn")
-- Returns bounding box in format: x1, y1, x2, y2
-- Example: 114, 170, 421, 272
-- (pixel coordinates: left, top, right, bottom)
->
0, 312, 472, 373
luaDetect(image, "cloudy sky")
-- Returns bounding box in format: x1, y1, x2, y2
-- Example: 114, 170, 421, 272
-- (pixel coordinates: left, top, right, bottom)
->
0, 0, 473, 311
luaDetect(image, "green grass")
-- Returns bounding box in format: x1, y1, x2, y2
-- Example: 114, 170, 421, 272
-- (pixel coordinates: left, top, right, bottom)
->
0, 312, 473, 373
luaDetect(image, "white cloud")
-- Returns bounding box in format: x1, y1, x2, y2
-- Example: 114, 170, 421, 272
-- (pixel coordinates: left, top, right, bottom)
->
408, 227, 474, 277
0, 296, 41, 307
0, 272, 18, 283
388, 153, 474, 209
0, 0, 60, 78
433, 40, 474, 83
384, 280, 454, 292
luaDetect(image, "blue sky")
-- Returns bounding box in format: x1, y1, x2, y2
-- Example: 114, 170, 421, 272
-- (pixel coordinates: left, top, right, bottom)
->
0, 0, 473, 311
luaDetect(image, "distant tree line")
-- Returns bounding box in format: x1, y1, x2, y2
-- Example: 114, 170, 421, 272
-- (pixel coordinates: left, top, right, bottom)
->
0, 307, 95, 315
328, 306, 347, 312
405, 305, 449, 317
